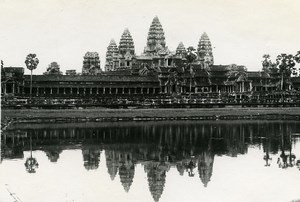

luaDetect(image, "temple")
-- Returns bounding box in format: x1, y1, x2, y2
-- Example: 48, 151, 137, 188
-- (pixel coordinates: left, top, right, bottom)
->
197, 32, 214, 68
1, 16, 300, 106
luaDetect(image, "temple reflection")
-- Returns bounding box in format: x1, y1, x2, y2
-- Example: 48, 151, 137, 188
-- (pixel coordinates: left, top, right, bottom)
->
1, 121, 300, 201
144, 161, 170, 202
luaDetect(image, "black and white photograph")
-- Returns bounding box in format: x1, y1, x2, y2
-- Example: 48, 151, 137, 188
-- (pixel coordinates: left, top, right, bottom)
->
1, 0, 300, 201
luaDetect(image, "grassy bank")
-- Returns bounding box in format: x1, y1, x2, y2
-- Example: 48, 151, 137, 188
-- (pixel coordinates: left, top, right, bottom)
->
2, 107, 300, 120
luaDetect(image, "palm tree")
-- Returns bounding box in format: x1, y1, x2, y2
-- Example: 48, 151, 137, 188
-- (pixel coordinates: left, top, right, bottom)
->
25, 54, 39, 101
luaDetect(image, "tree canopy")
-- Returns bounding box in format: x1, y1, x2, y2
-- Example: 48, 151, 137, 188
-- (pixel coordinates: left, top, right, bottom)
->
44, 62, 62, 75
185, 46, 197, 64
25, 54, 39, 71
262, 51, 300, 77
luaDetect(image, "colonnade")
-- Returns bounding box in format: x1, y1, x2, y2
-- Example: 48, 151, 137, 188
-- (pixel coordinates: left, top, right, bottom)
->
21, 86, 160, 97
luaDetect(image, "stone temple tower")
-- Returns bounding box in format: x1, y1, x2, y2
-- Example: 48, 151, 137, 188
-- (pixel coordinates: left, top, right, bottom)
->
105, 39, 119, 71
118, 28, 135, 69
175, 42, 186, 57
82, 52, 101, 75
144, 16, 168, 55
197, 32, 214, 68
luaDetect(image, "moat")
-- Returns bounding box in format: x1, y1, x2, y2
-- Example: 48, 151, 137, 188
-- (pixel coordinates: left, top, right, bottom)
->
1, 120, 300, 202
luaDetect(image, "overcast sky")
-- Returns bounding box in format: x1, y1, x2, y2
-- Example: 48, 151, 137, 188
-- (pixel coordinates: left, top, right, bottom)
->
0, 0, 299, 75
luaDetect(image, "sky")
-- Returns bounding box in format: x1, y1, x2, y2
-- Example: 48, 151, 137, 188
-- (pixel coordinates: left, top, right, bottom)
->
0, 0, 299, 75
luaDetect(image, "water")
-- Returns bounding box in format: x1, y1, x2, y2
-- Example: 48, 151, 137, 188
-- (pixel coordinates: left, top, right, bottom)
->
1, 121, 300, 202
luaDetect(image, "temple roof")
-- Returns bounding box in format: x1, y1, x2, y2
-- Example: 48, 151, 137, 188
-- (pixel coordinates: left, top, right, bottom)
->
197, 32, 214, 64
102, 69, 132, 76
145, 16, 166, 54
24, 75, 159, 83
84, 52, 99, 58
106, 39, 119, 58
136, 55, 153, 60
209, 65, 229, 72
105, 150, 119, 181
144, 162, 168, 202
176, 42, 186, 56
119, 28, 135, 56
2, 67, 24, 73
198, 152, 214, 187
247, 71, 270, 78
119, 164, 135, 192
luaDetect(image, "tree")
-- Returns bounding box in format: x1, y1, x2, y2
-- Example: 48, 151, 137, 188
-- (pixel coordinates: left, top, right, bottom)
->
185, 47, 197, 99
227, 64, 247, 78
262, 51, 300, 90
24, 134, 39, 173
276, 53, 297, 90
262, 54, 277, 74
294, 51, 300, 63
25, 54, 39, 100
185, 46, 197, 64
44, 61, 62, 75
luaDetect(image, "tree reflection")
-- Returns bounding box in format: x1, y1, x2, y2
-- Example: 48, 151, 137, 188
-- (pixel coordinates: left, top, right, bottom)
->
24, 134, 38, 173
185, 159, 196, 177
263, 151, 272, 167
263, 137, 272, 166
277, 134, 296, 169
296, 159, 300, 170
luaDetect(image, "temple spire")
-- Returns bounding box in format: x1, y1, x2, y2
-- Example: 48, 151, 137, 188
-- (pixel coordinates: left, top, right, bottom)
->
118, 28, 135, 56
144, 16, 167, 55
198, 151, 214, 187
176, 42, 186, 56
197, 32, 214, 67
105, 39, 119, 71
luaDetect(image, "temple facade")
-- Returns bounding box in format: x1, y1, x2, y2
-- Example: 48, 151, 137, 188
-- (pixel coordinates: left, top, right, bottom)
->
82, 52, 101, 75
1, 16, 300, 105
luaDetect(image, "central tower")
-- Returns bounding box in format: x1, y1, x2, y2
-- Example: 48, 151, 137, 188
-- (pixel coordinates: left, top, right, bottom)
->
197, 32, 214, 68
144, 16, 168, 55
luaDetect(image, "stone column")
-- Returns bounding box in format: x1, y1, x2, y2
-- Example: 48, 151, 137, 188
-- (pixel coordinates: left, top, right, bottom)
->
50, 88, 53, 95
12, 83, 15, 94
109, 88, 111, 94
122, 88, 124, 94
134, 88, 137, 94
63, 88, 66, 95
96, 88, 99, 94
70, 88, 73, 94
147, 88, 149, 94
43, 88, 46, 95
36, 87, 39, 96
242, 82, 245, 92
103, 87, 106, 94
77, 87, 79, 95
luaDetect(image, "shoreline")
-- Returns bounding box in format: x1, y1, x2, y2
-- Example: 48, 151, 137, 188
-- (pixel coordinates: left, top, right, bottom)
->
1, 108, 300, 129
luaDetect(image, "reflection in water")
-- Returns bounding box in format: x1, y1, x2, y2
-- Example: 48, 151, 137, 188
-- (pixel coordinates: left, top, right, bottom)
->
24, 134, 39, 173
82, 146, 101, 170
1, 121, 300, 201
